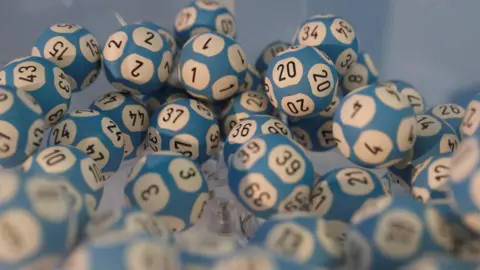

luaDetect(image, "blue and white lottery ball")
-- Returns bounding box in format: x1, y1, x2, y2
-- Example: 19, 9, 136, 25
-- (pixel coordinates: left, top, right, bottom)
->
400, 254, 478, 270
448, 137, 480, 234
460, 93, 480, 138
380, 80, 426, 114
265, 45, 338, 118
0, 171, 76, 270
255, 40, 290, 78
102, 23, 173, 95
32, 23, 101, 92
124, 151, 210, 232
219, 90, 274, 136
293, 14, 359, 75
2, 56, 71, 126
174, 0, 236, 45
228, 133, 314, 219
62, 232, 182, 270
179, 32, 247, 101
136, 20, 178, 56
311, 167, 390, 222
223, 115, 292, 166
84, 206, 171, 241
388, 158, 415, 194
410, 114, 459, 166
89, 91, 150, 160
332, 84, 417, 168
147, 98, 220, 164
240, 64, 263, 92
0, 88, 44, 168
47, 109, 124, 179
345, 195, 453, 270
341, 51, 379, 93
426, 103, 465, 137
250, 213, 345, 268
22, 145, 105, 229
142, 86, 188, 113
411, 153, 452, 203
289, 87, 343, 152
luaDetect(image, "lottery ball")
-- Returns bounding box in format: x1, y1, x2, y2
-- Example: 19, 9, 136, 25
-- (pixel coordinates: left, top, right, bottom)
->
341, 51, 379, 94
239, 64, 263, 92
179, 32, 248, 101
219, 90, 274, 136
21, 145, 105, 229
250, 213, 345, 268
448, 137, 480, 235
102, 23, 173, 96
136, 20, 178, 56
228, 133, 315, 219
0, 88, 44, 168
174, 0, 236, 45
265, 45, 338, 118
124, 151, 210, 232
311, 167, 390, 222
255, 40, 290, 78
84, 206, 171, 242
399, 254, 478, 270
47, 109, 124, 179
179, 231, 239, 269
426, 103, 465, 137
89, 91, 150, 160
2, 56, 71, 126
289, 87, 343, 152
147, 98, 220, 164
32, 23, 101, 92
345, 195, 453, 270
460, 93, 480, 139
142, 86, 188, 113
411, 153, 452, 203
223, 115, 293, 166
213, 247, 314, 270
380, 80, 426, 114
0, 171, 77, 269
410, 114, 459, 166
332, 84, 417, 168
387, 156, 415, 194
62, 232, 182, 270
293, 14, 359, 75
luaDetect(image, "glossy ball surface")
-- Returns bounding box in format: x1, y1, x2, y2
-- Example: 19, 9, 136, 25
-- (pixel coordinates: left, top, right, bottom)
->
136, 20, 178, 56
345, 196, 453, 270
124, 152, 210, 232
219, 90, 274, 137
32, 23, 101, 92
147, 98, 220, 164
341, 51, 379, 94
460, 93, 480, 139
333, 84, 417, 168
179, 32, 248, 101
102, 23, 173, 95
2, 56, 72, 126
411, 153, 452, 203
47, 109, 124, 178
22, 145, 105, 229
239, 64, 263, 92
426, 103, 465, 137
380, 80, 426, 114
0, 88, 45, 168
228, 133, 315, 219
89, 91, 150, 160
293, 14, 359, 75
223, 115, 293, 166
311, 167, 390, 222
265, 45, 338, 118
174, 0, 236, 45
0, 171, 76, 270
250, 213, 344, 268
255, 40, 290, 78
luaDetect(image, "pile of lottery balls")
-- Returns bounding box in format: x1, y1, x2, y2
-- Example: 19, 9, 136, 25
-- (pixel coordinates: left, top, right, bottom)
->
0, 0, 479, 269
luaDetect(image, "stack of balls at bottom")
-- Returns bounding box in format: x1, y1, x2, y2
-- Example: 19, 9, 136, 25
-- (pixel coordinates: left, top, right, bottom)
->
0, 0, 480, 269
